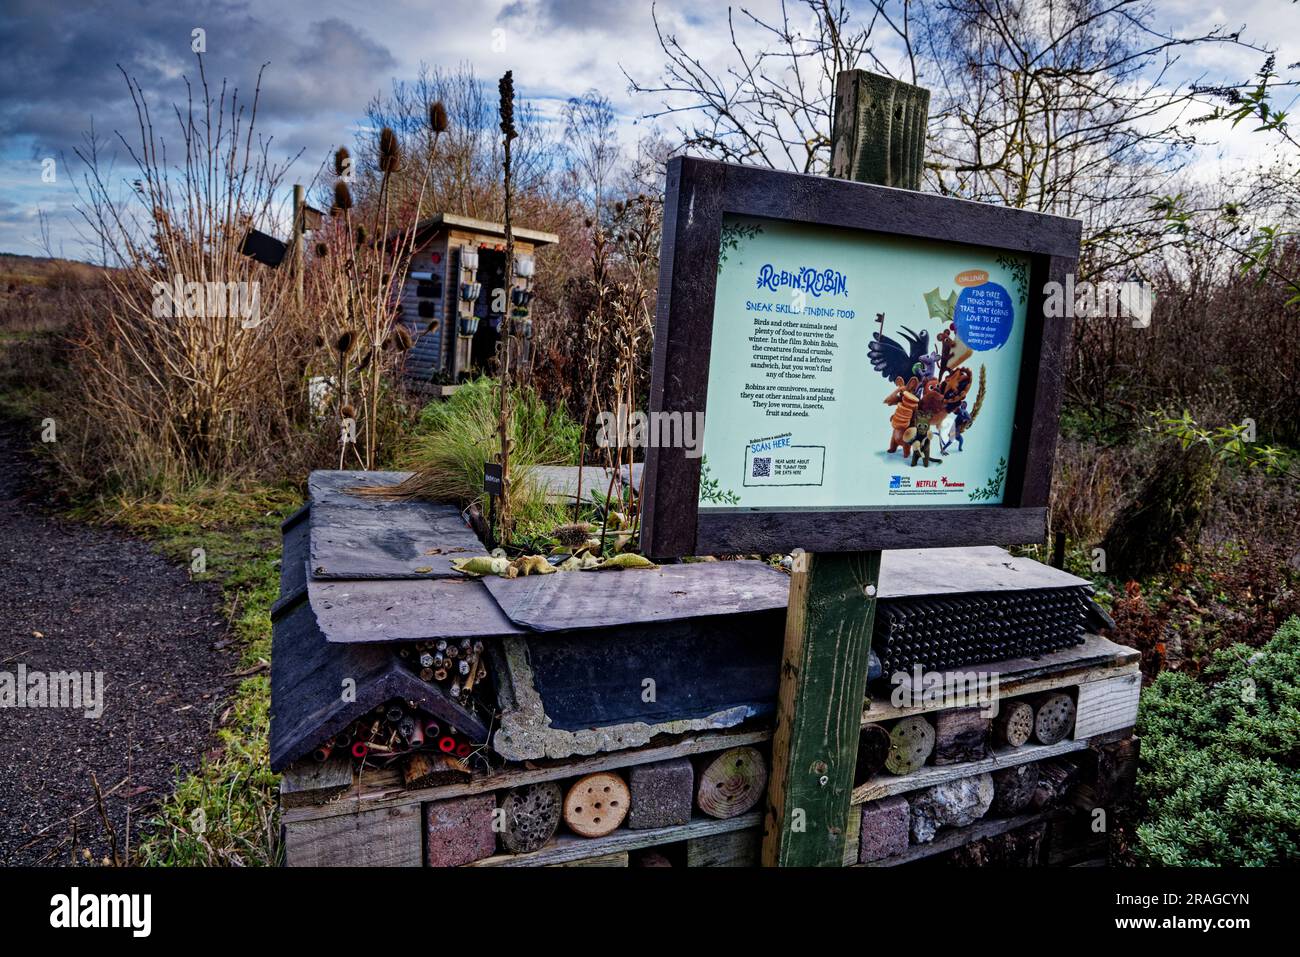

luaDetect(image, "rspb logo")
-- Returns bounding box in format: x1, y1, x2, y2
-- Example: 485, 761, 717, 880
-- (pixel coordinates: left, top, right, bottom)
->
889, 475, 910, 489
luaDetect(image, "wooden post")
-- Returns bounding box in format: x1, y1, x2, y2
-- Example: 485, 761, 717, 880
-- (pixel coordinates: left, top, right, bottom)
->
292, 183, 305, 307
829, 71, 929, 190
762, 70, 930, 867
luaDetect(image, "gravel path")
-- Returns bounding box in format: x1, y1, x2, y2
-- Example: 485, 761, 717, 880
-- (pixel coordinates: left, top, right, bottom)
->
0, 427, 235, 865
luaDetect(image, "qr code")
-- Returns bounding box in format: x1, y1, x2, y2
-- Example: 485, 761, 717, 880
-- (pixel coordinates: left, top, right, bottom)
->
751, 456, 772, 478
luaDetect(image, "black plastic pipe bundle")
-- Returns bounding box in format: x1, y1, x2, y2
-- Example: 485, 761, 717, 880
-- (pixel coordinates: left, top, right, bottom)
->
872, 586, 1092, 675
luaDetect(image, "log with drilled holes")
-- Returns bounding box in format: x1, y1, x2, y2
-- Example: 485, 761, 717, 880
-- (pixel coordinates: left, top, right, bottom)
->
563, 772, 630, 838
1030, 692, 1076, 745
696, 747, 768, 819
499, 781, 564, 853
994, 699, 1035, 748
884, 715, 935, 775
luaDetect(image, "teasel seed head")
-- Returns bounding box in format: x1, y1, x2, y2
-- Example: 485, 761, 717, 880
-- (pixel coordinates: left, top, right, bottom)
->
333, 181, 353, 211
498, 71, 517, 141
335, 329, 356, 355
429, 100, 449, 134
425, 319, 440, 334
354, 225, 368, 246
340, 402, 356, 420
314, 242, 328, 258
393, 324, 414, 351
378, 127, 401, 173
333, 146, 350, 177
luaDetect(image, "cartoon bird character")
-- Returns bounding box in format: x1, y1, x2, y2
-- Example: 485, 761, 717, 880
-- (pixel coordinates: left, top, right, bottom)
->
869, 315, 930, 385
884, 376, 920, 455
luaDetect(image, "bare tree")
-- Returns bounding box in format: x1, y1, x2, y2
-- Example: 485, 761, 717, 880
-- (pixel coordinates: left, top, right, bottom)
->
917, 0, 1258, 277
562, 91, 621, 223
628, 0, 917, 174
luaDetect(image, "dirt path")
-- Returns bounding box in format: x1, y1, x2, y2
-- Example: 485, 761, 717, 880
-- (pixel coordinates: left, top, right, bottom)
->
0, 426, 235, 865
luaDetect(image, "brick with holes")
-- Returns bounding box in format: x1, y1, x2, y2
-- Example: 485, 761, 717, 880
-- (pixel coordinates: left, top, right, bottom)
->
859, 795, 910, 863
628, 758, 695, 830
425, 794, 496, 866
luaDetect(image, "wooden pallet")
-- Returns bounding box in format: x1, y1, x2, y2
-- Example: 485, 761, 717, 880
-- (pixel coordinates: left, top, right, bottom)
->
281, 637, 1140, 866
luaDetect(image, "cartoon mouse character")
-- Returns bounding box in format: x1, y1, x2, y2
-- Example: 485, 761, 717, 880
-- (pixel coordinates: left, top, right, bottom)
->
884, 376, 920, 455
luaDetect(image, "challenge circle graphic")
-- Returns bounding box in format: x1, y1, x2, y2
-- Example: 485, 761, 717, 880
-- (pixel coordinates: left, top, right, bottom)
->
955, 281, 1014, 351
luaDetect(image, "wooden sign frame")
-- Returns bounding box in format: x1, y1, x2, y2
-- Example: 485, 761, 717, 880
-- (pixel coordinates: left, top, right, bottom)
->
640, 156, 1081, 558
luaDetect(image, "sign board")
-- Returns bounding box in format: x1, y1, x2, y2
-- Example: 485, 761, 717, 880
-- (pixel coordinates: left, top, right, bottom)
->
239, 228, 287, 268
483, 462, 504, 497
641, 157, 1081, 558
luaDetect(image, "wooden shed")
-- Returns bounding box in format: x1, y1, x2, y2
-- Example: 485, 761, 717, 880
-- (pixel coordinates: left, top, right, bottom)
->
397, 213, 558, 388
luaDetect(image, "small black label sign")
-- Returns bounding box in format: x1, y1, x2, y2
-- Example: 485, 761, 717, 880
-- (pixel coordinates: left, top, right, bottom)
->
483, 463, 503, 496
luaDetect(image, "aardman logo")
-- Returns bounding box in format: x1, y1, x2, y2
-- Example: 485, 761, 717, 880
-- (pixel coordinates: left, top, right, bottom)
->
755, 264, 847, 297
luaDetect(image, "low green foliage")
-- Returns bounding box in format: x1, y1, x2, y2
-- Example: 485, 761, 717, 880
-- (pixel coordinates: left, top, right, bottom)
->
1135, 616, 1300, 865
400, 376, 581, 543
77, 483, 300, 866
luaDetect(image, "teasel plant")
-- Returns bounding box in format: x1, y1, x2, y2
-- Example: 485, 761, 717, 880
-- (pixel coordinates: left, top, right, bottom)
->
65, 56, 313, 488
308, 103, 449, 469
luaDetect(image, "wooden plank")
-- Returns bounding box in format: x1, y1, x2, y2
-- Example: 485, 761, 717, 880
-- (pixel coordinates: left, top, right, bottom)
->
283, 804, 423, 867
686, 829, 761, 867
842, 803, 862, 867
283, 727, 774, 824
698, 507, 1049, 556
863, 635, 1139, 723
309, 577, 525, 643
482, 559, 790, 633
1073, 672, 1142, 740
852, 737, 1089, 804
858, 810, 1054, 867
550, 852, 629, 867
468, 812, 761, 867
307, 470, 485, 580
763, 551, 881, 866
279, 755, 354, 809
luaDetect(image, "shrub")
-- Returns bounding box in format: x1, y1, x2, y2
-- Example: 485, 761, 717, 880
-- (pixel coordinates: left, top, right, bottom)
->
1135, 615, 1300, 865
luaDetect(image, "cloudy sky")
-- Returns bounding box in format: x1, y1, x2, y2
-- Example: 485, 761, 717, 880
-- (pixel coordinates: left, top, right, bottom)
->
1, 0, 1296, 259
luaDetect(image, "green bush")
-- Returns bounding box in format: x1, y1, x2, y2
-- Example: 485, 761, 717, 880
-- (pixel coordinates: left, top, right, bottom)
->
1135, 615, 1300, 865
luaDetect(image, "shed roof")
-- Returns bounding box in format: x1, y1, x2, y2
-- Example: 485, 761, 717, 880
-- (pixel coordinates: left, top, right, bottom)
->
413, 212, 559, 248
